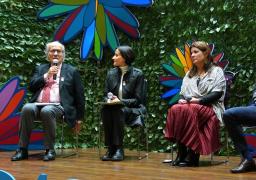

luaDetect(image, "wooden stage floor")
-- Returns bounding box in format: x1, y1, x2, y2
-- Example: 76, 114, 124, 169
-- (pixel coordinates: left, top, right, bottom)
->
0, 148, 255, 180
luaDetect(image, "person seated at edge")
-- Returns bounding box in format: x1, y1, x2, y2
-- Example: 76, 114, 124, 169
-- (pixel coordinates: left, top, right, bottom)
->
164, 41, 226, 167
11, 41, 85, 161
101, 45, 146, 161
223, 85, 256, 173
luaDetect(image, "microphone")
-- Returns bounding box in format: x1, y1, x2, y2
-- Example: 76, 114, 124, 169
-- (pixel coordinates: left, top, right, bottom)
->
107, 92, 113, 103
53, 59, 59, 80
107, 92, 113, 99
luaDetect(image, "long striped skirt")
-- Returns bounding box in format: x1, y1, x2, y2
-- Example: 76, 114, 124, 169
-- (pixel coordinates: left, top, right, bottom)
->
164, 103, 221, 155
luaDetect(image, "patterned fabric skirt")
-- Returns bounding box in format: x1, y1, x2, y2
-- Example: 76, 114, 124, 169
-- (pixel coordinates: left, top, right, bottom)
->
164, 103, 221, 155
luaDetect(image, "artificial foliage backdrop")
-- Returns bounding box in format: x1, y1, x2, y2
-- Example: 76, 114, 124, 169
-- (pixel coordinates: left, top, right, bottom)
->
0, 0, 256, 153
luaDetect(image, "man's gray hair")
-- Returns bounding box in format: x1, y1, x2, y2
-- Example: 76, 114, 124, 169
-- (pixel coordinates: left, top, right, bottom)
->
45, 41, 65, 60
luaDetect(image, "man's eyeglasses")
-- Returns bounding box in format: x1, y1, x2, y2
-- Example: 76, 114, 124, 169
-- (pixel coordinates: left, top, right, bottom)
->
49, 49, 63, 54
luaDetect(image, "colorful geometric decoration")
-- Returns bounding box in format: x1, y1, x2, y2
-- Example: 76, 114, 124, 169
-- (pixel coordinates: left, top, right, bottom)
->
37, 0, 153, 61
244, 134, 256, 158
0, 77, 44, 150
160, 43, 230, 105
0, 170, 15, 180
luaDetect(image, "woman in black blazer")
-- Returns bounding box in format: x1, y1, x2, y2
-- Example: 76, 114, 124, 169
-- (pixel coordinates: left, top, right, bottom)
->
101, 45, 146, 161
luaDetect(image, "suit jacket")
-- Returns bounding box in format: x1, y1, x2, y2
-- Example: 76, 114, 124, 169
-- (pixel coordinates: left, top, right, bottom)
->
104, 66, 146, 126
29, 63, 85, 127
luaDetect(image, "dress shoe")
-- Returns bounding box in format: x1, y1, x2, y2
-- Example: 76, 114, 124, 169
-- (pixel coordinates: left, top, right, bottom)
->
112, 148, 124, 161
172, 143, 187, 166
43, 149, 56, 161
178, 160, 199, 167
178, 150, 200, 167
102, 147, 116, 161
11, 149, 28, 161
231, 159, 256, 173
172, 155, 181, 166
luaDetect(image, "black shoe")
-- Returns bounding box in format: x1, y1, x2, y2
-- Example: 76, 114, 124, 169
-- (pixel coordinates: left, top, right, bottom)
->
102, 147, 116, 161
43, 149, 56, 161
231, 159, 256, 173
11, 148, 28, 161
178, 160, 199, 167
112, 148, 124, 161
190, 152, 200, 167
172, 143, 187, 166
178, 160, 191, 167
172, 155, 181, 166
178, 150, 200, 167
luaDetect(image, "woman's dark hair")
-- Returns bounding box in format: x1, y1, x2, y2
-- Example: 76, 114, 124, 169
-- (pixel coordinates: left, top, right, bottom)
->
117, 45, 135, 65
188, 41, 215, 78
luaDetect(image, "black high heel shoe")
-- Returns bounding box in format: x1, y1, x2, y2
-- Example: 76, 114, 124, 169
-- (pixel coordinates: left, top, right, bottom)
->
178, 149, 200, 167
172, 143, 187, 166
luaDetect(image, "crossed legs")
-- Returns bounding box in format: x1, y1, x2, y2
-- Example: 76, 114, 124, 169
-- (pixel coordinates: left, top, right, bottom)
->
223, 104, 256, 173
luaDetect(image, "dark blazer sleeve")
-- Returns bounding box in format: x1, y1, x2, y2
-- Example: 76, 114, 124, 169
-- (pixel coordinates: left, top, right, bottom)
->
73, 68, 85, 120
121, 71, 145, 107
59, 64, 85, 127
29, 64, 49, 93
103, 69, 119, 102
199, 91, 223, 105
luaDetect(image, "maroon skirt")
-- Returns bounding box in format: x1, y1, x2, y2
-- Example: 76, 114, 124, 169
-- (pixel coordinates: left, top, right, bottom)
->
164, 103, 221, 155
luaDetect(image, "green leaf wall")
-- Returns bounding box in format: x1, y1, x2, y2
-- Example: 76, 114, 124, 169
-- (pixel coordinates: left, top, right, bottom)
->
0, 0, 255, 153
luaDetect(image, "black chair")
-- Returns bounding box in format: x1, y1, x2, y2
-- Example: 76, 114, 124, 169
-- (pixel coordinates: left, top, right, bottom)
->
127, 79, 149, 160
59, 116, 79, 157
34, 115, 79, 158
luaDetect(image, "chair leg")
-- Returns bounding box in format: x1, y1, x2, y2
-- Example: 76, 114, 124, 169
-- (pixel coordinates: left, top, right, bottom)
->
210, 153, 214, 164
75, 131, 79, 155
97, 119, 103, 159
210, 131, 229, 165
137, 127, 140, 159
171, 142, 174, 162
145, 124, 149, 158
162, 142, 174, 163
225, 131, 229, 163
60, 117, 78, 158
137, 126, 148, 160
61, 118, 64, 156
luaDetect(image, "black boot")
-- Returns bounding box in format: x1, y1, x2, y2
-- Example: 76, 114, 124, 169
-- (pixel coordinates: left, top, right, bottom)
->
172, 143, 187, 166
102, 146, 116, 161
179, 149, 200, 167
191, 151, 200, 167
112, 148, 124, 161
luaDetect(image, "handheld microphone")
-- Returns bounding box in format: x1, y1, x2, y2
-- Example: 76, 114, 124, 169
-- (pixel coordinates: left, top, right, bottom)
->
107, 92, 113, 99
53, 59, 59, 80
107, 92, 114, 103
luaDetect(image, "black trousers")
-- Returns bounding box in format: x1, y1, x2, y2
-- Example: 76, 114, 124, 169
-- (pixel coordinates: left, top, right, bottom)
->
101, 105, 129, 147
223, 104, 256, 159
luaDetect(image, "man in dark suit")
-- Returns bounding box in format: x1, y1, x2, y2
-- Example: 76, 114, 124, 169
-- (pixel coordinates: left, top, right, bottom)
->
11, 41, 85, 161
223, 87, 256, 173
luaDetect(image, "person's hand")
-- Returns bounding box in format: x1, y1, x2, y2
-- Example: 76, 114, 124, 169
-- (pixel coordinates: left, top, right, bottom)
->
189, 97, 200, 104
178, 99, 188, 104
110, 96, 120, 103
107, 96, 120, 103
47, 66, 58, 77
73, 120, 82, 134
